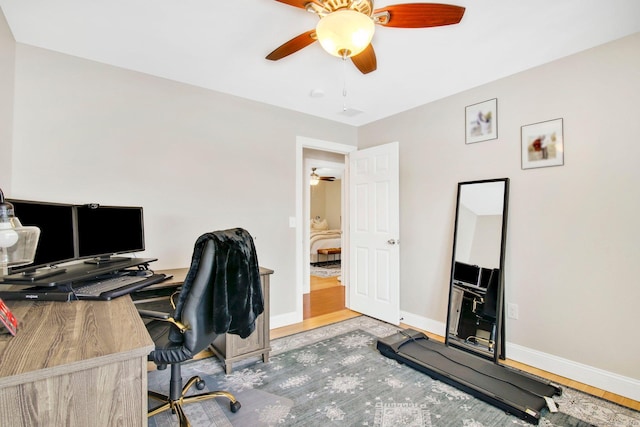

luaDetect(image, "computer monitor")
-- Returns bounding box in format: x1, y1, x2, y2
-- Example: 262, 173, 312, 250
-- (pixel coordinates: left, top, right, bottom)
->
6, 199, 77, 280
453, 261, 480, 286
479, 267, 493, 289
76, 204, 145, 264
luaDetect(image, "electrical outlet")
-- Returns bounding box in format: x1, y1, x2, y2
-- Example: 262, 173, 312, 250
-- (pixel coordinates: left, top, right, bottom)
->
507, 303, 519, 320
288, 217, 296, 228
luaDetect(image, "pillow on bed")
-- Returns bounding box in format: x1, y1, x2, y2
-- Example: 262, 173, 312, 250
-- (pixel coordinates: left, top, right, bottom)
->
311, 218, 329, 230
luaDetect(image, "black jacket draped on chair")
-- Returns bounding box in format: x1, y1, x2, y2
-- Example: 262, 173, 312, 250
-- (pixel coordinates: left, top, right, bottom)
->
174, 228, 264, 339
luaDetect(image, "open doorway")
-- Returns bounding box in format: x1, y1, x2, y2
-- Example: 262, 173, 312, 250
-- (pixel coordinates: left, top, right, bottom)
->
305, 162, 344, 318
295, 138, 356, 323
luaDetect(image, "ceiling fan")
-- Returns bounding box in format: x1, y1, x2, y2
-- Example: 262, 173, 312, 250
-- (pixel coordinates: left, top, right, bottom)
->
310, 167, 336, 185
266, 0, 466, 74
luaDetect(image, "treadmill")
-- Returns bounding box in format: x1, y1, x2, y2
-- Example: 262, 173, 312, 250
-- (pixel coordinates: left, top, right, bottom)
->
377, 328, 562, 425
379, 179, 562, 424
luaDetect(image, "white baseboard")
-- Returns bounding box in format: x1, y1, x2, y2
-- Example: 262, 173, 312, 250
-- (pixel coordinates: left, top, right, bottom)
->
400, 310, 446, 337
400, 312, 640, 402
270, 311, 301, 330
507, 342, 640, 402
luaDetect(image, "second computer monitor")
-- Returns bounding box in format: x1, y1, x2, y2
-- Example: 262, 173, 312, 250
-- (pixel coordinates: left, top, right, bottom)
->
76, 204, 145, 264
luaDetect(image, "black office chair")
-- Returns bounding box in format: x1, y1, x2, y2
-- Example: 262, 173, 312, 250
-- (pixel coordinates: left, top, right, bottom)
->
141, 228, 264, 427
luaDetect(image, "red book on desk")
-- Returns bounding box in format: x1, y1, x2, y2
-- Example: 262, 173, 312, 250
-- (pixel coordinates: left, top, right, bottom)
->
0, 298, 18, 336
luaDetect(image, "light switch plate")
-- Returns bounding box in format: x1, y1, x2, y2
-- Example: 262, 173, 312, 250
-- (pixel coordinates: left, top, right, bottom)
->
507, 303, 519, 320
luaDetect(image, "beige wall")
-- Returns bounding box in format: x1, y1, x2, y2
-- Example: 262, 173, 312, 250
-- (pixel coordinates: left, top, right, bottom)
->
324, 179, 341, 230
310, 180, 341, 230
309, 183, 325, 222
0, 10, 13, 188
6, 42, 357, 321
359, 33, 640, 386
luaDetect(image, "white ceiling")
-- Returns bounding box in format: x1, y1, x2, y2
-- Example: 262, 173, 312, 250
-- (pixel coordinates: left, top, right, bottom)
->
1, 0, 639, 127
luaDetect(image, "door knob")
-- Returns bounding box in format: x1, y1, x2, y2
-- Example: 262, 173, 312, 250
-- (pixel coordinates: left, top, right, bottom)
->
387, 239, 399, 245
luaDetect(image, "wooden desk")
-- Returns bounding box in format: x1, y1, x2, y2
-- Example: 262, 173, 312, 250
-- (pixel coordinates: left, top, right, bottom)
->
148, 267, 188, 289
131, 267, 189, 305
152, 267, 273, 374
0, 297, 154, 426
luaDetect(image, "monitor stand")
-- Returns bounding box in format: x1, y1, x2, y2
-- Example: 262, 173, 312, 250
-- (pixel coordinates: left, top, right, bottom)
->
84, 256, 130, 265
1, 267, 67, 283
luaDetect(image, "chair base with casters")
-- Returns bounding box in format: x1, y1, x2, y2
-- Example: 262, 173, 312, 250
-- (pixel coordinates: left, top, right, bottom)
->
142, 308, 242, 426
148, 364, 241, 426
464, 335, 495, 352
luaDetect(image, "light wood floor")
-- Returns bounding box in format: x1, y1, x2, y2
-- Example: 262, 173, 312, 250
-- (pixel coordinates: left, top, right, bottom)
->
275, 274, 640, 412
303, 274, 345, 319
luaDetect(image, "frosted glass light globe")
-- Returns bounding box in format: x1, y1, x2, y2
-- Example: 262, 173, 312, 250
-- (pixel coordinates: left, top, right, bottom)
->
316, 10, 375, 58
0, 225, 19, 248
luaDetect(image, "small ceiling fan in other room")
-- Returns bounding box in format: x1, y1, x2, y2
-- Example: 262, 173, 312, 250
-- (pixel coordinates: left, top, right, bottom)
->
310, 167, 336, 185
266, 0, 466, 74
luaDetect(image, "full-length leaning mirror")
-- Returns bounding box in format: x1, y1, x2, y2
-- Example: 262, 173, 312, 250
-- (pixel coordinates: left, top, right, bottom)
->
445, 178, 509, 362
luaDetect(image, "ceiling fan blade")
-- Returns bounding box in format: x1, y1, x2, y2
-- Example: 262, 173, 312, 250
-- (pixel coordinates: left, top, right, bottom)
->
375, 3, 465, 28
351, 44, 377, 74
266, 30, 317, 61
274, 0, 309, 9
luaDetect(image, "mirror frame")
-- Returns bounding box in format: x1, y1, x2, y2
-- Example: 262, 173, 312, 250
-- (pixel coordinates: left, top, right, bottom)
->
445, 177, 509, 363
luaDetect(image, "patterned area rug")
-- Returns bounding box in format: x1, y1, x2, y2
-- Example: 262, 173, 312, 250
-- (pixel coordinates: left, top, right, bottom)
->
148, 317, 640, 427
310, 262, 341, 278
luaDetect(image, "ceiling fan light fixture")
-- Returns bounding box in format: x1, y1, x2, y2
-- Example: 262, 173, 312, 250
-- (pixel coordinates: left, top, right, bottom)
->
315, 9, 375, 58
310, 168, 320, 186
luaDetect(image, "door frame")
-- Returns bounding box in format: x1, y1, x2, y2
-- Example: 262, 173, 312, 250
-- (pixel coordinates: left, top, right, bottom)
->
295, 137, 357, 323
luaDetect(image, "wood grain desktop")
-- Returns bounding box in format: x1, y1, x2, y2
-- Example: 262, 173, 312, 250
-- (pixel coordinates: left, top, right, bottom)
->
0, 296, 154, 426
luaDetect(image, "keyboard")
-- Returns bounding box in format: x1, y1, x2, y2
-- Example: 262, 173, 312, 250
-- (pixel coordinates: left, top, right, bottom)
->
453, 280, 486, 292
73, 273, 167, 300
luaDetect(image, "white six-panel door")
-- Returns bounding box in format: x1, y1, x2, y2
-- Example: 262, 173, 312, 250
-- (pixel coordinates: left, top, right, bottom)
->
348, 142, 400, 325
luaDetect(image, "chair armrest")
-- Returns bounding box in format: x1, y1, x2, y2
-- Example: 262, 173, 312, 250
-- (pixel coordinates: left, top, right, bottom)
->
137, 309, 188, 332
137, 309, 171, 320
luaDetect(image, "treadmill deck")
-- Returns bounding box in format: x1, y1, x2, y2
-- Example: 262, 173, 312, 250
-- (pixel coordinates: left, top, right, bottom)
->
377, 329, 562, 425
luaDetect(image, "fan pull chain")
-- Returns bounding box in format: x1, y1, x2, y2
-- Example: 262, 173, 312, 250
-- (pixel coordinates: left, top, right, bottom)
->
342, 53, 348, 112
